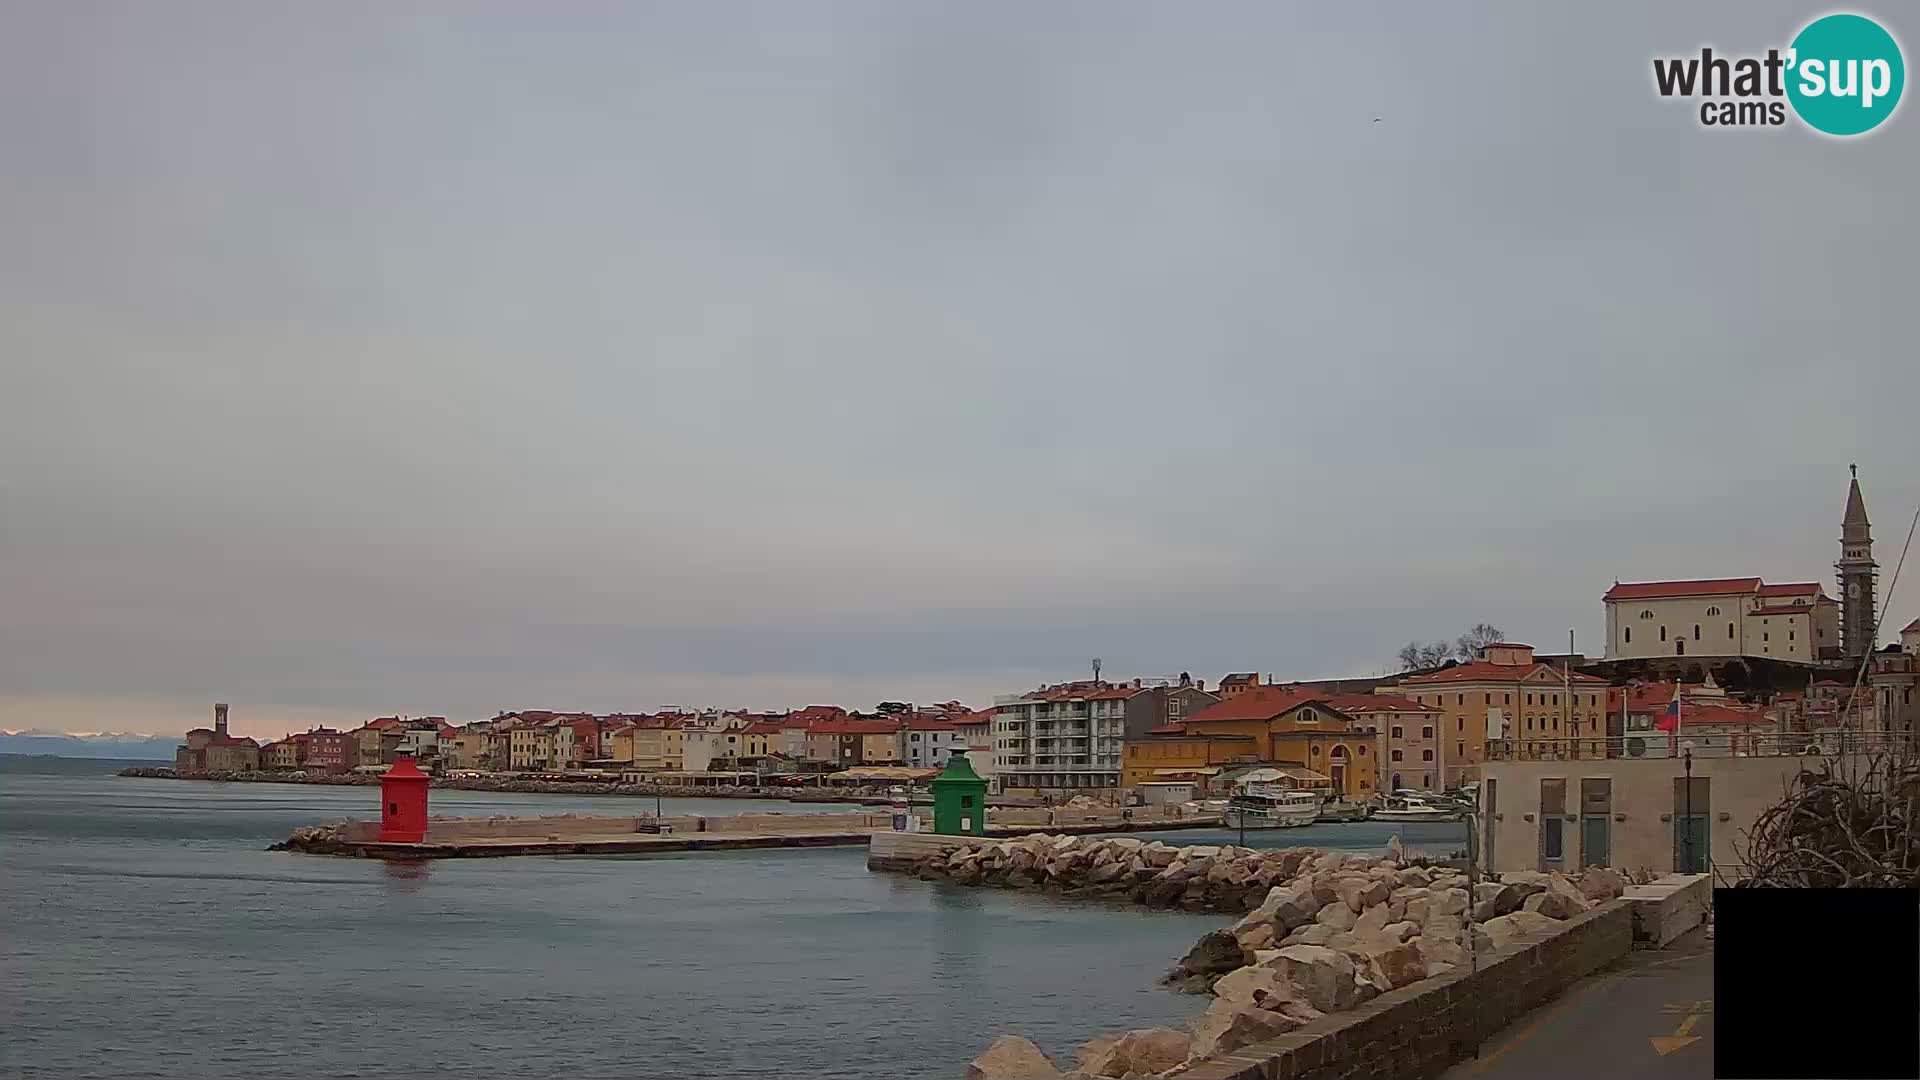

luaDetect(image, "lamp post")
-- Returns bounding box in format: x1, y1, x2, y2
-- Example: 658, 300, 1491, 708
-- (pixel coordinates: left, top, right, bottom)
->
1680, 740, 1696, 873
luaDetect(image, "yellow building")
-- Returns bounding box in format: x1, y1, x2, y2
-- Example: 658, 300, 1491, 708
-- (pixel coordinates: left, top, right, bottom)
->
1386, 642, 1609, 787
1127, 687, 1380, 796
1121, 734, 1256, 788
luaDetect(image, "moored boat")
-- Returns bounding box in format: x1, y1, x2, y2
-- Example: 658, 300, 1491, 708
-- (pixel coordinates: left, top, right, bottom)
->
1315, 796, 1373, 823
1224, 784, 1320, 829
1371, 793, 1462, 822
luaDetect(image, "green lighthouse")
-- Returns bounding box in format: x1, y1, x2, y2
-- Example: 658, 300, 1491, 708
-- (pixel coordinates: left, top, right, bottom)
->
929, 750, 988, 836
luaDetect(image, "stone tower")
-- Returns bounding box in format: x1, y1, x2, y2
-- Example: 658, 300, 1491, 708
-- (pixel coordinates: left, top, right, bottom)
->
1837, 465, 1878, 659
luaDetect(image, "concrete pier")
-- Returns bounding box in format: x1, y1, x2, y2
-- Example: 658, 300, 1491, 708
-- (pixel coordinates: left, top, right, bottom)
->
279, 809, 1227, 860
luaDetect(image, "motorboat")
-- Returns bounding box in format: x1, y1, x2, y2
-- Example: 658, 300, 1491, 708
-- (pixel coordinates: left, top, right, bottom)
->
1371, 793, 1463, 822
1225, 784, 1321, 829
1315, 796, 1373, 823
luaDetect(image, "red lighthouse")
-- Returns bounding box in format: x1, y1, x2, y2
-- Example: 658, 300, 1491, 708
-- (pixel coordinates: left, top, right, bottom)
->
378, 755, 430, 843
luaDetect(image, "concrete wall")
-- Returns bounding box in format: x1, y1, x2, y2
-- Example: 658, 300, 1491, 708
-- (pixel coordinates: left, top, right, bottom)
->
1478, 753, 1860, 877
1183, 901, 1633, 1080
368, 811, 895, 842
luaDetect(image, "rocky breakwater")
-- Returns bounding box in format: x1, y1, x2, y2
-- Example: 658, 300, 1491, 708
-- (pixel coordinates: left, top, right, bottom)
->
268, 822, 356, 854
915, 835, 1314, 912
962, 843, 1629, 1079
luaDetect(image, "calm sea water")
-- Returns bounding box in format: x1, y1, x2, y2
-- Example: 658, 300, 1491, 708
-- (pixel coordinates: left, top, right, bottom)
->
0, 756, 1466, 1080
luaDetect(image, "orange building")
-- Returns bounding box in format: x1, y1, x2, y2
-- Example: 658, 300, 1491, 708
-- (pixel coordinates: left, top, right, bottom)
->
1124, 686, 1380, 796
1386, 643, 1609, 787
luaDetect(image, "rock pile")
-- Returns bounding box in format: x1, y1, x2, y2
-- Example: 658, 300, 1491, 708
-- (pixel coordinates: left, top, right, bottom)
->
269, 823, 354, 854
913, 835, 1328, 913
962, 844, 1628, 1079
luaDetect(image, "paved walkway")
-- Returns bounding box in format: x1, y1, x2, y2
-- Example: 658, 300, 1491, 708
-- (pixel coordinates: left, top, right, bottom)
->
1441, 928, 1714, 1080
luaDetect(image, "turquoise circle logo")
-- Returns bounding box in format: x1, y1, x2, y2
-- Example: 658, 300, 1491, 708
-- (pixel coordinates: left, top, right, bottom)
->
1786, 13, 1905, 135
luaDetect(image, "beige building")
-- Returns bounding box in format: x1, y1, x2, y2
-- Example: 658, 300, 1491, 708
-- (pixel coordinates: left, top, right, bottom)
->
1603, 577, 1839, 662
1386, 643, 1609, 788
1870, 618, 1920, 735
1321, 693, 1446, 792
1477, 736, 1902, 878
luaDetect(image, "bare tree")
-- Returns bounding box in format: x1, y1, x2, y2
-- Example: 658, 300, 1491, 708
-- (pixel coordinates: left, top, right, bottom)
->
1397, 640, 1455, 671
1454, 622, 1505, 660
1734, 739, 1919, 888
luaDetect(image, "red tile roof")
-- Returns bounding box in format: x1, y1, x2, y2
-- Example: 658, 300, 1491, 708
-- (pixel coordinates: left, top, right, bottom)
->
1323, 693, 1438, 714
1904, 617, 1920, 634
1604, 577, 1762, 601
1673, 703, 1768, 726
901, 716, 964, 731
808, 718, 903, 736
740, 721, 785, 735
1183, 685, 1325, 723
1219, 673, 1259, 685
1757, 582, 1825, 597
1398, 660, 1606, 685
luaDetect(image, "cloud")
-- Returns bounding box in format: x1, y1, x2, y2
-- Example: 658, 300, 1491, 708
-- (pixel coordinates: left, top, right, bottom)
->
3, 2, 1916, 737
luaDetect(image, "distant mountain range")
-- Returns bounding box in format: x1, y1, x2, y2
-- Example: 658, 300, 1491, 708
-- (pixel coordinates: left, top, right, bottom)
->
0, 730, 179, 759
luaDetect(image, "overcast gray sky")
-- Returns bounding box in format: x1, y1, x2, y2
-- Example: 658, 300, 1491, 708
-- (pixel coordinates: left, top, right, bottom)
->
4, 2, 1915, 738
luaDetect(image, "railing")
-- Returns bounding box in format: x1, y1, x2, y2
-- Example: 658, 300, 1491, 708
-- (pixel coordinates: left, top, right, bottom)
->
1486, 729, 1915, 762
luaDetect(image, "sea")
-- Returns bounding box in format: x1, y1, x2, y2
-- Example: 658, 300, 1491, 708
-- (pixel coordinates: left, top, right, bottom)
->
0, 755, 1467, 1080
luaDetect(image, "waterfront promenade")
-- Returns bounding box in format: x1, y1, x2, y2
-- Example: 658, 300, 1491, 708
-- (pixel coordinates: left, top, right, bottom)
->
279, 805, 1226, 859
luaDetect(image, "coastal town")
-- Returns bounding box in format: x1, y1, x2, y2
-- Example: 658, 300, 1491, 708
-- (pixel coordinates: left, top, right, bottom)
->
168, 471, 1917, 838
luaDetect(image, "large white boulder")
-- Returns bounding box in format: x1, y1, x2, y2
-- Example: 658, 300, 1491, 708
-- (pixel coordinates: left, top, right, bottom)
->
1272, 944, 1361, 1013
967, 1035, 1060, 1080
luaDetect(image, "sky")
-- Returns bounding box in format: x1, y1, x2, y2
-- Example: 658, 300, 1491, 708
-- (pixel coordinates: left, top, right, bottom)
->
3, 2, 1916, 740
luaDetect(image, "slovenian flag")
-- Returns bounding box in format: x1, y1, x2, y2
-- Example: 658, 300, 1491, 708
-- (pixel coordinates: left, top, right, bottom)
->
1655, 687, 1682, 733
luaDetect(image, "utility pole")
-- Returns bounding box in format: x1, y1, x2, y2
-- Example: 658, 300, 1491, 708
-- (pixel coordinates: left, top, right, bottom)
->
1564, 628, 1575, 755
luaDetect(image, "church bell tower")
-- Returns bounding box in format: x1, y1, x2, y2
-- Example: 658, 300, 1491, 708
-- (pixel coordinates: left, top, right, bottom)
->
1837, 465, 1878, 659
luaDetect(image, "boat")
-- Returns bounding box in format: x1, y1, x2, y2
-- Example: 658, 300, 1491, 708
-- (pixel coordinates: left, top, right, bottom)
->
1315, 796, 1373, 823
1371, 794, 1463, 822
1224, 784, 1321, 829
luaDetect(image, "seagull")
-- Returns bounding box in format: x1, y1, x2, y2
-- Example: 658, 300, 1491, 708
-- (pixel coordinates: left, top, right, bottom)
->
1372, 117, 1384, 123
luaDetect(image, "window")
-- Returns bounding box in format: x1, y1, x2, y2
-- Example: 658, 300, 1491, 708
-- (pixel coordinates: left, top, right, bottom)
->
1526, 717, 1534, 731
1693, 624, 1701, 640
1457, 717, 1464, 731
1391, 749, 1403, 761
1660, 626, 1668, 642
1504, 693, 1512, 705
1763, 632, 1769, 642
1729, 622, 1735, 639
1625, 627, 1632, 644
1552, 694, 1559, 706
1639, 609, 1655, 619
1484, 693, 1492, 705
1357, 745, 1367, 756
1422, 726, 1434, 739
1456, 741, 1465, 758
1457, 694, 1464, 705
1706, 605, 1721, 616
1422, 749, 1434, 761
1526, 694, 1534, 706
1391, 725, 1403, 738
1789, 630, 1795, 641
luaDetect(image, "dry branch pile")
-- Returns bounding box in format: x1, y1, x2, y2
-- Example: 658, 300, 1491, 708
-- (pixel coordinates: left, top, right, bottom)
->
1736, 750, 1920, 888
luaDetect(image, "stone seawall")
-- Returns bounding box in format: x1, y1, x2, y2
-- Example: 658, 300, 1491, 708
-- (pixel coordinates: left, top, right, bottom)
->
949, 837, 1632, 1079
1179, 902, 1632, 1080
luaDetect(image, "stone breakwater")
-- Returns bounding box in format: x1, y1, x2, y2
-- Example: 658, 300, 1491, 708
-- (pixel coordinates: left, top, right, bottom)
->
118, 767, 896, 804
949, 837, 1628, 1079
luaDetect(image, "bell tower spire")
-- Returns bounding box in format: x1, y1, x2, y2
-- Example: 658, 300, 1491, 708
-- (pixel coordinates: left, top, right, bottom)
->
1837, 465, 1877, 659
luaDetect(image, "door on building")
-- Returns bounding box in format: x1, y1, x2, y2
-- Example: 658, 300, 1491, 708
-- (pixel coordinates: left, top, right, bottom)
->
1673, 816, 1709, 873
1580, 778, 1612, 868
1672, 775, 1711, 873
1582, 815, 1610, 867
1675, 639, 1685, 656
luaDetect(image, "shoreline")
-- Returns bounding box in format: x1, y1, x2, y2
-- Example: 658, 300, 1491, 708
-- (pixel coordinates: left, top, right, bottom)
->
118, 766, 903, 804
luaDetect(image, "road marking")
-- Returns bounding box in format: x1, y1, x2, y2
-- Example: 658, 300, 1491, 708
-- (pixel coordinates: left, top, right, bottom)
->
1651, 1000, 1710, 1056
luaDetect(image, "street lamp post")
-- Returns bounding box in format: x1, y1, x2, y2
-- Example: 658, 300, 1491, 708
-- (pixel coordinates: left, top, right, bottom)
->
1680, 741, 1696, 873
